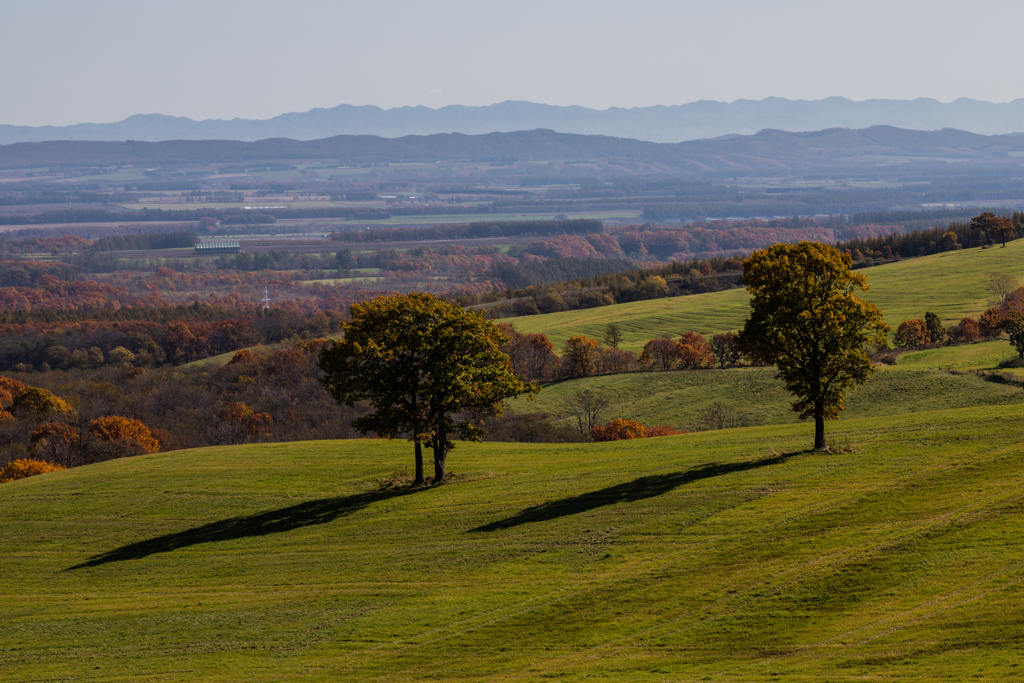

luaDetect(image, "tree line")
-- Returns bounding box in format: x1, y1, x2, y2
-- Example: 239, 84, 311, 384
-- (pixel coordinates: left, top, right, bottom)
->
330, 219, 603, 244
90, 231, 198, 251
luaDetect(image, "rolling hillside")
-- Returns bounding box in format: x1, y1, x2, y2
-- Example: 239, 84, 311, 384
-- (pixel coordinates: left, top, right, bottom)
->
3, 406, 1024, 680
5, 125, 1024, 170
500, 238, 1024, 352
510, 363, 1024, 432
4, 97, 1024, 144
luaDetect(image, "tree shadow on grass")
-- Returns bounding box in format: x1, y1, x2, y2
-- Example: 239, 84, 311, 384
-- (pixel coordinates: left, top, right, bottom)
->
469, 451, 796, 533
69, 486, 420, 570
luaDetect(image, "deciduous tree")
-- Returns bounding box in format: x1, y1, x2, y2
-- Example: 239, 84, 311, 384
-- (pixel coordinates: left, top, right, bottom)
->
320, 293, 536, 484
602, 322, 625, 349
947, 317, 980, 344
639, 337, 678, 371
972, 212, 1014, 247
710, 332, 741, 368
562, 336, 599, 377
924, 312, 945, 347
997, 313, 1024, 360
86, 416, 160, 455
677, 332, 714, 369
894, 319, 930, 349
563, 389, 610, 438
737, 242, 889, 450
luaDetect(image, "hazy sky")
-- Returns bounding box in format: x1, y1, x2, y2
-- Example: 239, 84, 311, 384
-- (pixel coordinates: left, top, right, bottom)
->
3, 0, 1023, 126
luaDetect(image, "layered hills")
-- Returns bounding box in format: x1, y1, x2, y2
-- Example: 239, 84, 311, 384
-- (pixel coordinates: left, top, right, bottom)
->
4, 125, 1024, 173
5, 97, 1024, 144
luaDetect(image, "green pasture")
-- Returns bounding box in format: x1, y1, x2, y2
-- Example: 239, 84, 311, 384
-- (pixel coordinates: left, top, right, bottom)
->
896, 339, 1018, 371
3, 405, 1024, 680
511, 364, 1024, 430
502, 240, 1024, 351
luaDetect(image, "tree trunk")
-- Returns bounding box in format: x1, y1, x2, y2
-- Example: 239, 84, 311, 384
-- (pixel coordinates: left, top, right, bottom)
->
814, 415, 827, 451
413, 439, 424, 485
433, 421, 447, 482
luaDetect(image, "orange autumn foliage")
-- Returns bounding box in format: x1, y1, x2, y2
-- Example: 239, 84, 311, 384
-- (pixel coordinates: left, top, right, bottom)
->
86, 416, 160, 454
30, 422, 77, 451
591, 419, 683, 441
0, 458, 65, 484
591, 418, 648, 442
228, 349, 259, 365
219, 401, 274, 438
0, 376, 26, 405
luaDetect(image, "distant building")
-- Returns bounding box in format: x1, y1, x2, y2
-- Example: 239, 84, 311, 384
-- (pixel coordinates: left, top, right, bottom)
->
194, 241, 240, 254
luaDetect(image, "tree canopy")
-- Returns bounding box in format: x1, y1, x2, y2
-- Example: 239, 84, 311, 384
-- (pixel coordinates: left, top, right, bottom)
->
320, 293, 537, 484
737, 241, 889, 450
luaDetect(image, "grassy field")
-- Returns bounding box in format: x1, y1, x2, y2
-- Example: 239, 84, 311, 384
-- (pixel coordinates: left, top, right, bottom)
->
896, 339, 1019, 371
501, 240, 1024, 352
3, 405, 1024, 681
510, 364, 1024, 430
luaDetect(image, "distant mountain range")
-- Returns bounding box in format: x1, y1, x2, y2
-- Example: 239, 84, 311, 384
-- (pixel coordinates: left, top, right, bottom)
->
4, 98, 1024, 145
5, 126, 1024, 174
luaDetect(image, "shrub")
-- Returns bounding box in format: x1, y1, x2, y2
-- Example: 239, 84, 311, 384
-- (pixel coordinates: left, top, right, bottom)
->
646, 424, 684, 437
0, 458, 65, 484
86, 416, 160, 455
591, 418, 647, 442
694, 402, 751, 431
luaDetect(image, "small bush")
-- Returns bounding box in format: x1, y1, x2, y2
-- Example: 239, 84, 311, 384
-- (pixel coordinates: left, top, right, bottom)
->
0, 458, 65, 484
646, 424, 685, 437
591, 419, 648, 442
694, 402, 751, 431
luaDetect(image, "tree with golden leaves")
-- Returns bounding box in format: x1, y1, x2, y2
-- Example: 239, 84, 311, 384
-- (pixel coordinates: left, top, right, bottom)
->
12, 387, 73, 416
737, 242, 889, 450
562, 335, 599, 377
86, 416, 160, 455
